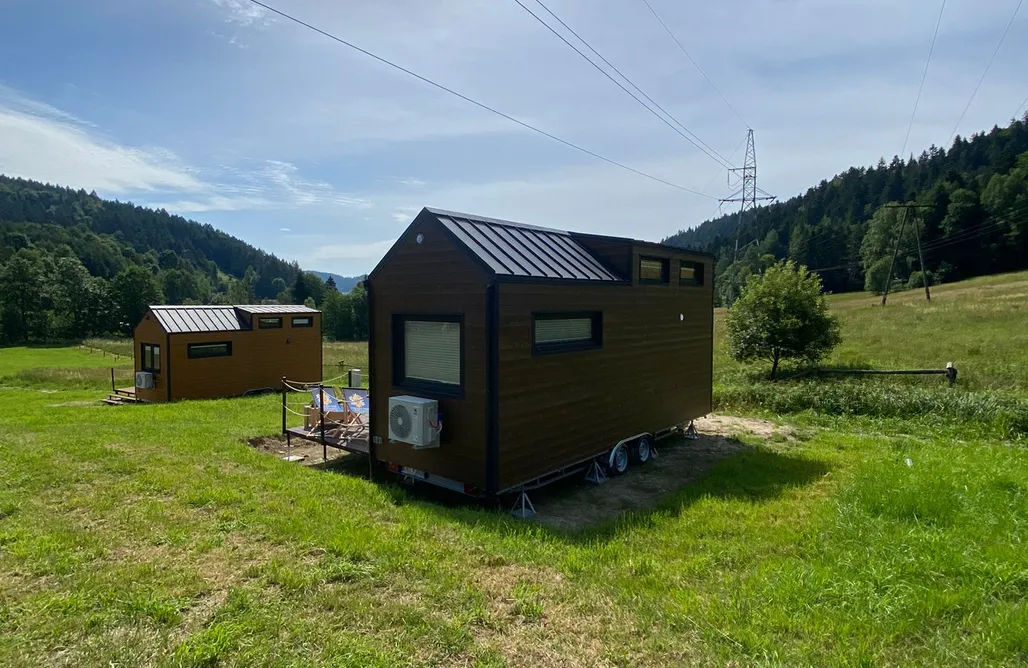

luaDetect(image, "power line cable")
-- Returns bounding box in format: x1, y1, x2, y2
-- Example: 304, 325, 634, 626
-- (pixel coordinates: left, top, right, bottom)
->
637, 0, 748, 129
809, 205, 1028, 271
949, 0, 1024, 142
1014, 92, 1028, 118
246, 0, 716, 199
512, 0, 733, 169
901, 0, 947, 159
702, 134, 748, 194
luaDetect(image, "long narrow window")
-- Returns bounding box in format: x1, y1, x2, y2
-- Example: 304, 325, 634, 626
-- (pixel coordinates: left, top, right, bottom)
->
188, 342, 233, 359
639, 256, 669, 284
141, 343, 161, 372
533, 312, 602, 355
679, 260, 705, 286
258, 317, 282, 329
291, 316, 313, 328
393, 316, 462, 394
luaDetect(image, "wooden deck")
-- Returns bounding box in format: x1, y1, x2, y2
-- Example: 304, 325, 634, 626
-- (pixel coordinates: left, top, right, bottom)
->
285, 426, 370, 455
103, 386, 142, 406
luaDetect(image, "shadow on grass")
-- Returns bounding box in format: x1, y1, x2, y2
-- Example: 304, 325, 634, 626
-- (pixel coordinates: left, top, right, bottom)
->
334, 442, 826, 543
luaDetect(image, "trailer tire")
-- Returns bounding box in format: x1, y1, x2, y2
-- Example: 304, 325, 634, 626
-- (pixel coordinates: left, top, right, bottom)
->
608, 444, 629, 476
632, 436, 653, 464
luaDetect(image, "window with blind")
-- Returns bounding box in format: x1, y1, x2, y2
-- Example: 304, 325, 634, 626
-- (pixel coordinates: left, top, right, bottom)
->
679, 260, 705, 286
639, 256, 669, 284
394, 316, 463, 394
533, 312, 602, 354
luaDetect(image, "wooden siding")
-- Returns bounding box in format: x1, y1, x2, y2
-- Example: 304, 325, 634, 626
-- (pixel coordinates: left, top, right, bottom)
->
573, 236, 632, 280
496, 251, 713, 489
168, 313, 321, 401
369, 215, 491, 488
133, 313, 168, 403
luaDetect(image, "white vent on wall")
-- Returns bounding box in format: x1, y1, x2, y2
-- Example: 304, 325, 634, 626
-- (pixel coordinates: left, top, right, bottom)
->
388, 395, 440, 449
135, 372, 154, 390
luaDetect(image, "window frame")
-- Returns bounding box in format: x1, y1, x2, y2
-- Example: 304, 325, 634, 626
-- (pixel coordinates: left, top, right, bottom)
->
140, 343, 161, 373
187, 342, 233, 359
639, 256, 670, 285
679, 260, 705, 287
392, 314, 464, 398
291, 316, 313, 328
258, 317, 283, 329
532, 311, 603, 356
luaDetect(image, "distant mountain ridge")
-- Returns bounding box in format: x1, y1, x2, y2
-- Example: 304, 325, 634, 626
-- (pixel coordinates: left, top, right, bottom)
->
0, 174, 301, 298
309, 271, 363, 293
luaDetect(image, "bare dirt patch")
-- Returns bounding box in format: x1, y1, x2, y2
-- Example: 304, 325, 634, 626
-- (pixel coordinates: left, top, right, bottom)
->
246, 435, 353, 466
530, 414, 791, 531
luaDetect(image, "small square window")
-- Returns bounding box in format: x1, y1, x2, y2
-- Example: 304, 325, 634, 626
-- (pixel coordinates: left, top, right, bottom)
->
393, 315, 463, 396
259, 317, 283, 329
679, 260, 705, 286
639, 257, 669, 284
291, 316, 313, 328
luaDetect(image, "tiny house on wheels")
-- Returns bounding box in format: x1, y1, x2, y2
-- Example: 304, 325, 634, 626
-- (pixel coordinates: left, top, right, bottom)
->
132, 304, 321, 402
367, 208, 713, 507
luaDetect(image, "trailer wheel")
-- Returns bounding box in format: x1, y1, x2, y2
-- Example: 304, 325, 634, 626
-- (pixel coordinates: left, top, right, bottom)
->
632, 436, 653, 464
608, 444, 629, 476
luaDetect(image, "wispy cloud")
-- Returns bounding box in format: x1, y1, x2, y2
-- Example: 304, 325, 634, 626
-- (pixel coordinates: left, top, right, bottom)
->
210, 0, 270, 27
310, 239, 396, 264
0, 87, 203, 194
280, 227, 292, 232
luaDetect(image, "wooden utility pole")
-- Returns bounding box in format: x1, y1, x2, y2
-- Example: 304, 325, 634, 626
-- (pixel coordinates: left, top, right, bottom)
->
909, 204, 931, 302
882, 203, 933, 305
881, 207, 908, 306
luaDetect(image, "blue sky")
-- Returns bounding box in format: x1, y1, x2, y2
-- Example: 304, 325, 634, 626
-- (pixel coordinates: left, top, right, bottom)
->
1, 0, 1025, 275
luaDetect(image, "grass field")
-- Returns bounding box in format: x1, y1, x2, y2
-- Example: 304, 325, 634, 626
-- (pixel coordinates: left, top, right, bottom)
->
2, 273, 1027, 666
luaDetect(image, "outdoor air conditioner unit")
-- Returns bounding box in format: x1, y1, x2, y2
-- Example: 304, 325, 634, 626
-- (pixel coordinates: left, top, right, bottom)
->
388, 395, 440, 449
135, 371, 154, 390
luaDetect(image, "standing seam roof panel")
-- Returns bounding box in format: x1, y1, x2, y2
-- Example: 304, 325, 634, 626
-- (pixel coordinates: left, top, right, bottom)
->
545, 234, 603, 280
426, 209, 626, 282
491, 225, 562, 278
442, 217, 517, 275
531, 233, 591, 280
505, 226, 574, 279
549, 234, 617, 280
473, 221, 546, 277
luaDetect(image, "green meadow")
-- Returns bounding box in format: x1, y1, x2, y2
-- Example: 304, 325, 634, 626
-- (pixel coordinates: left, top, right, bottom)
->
2, 272, 1027, 666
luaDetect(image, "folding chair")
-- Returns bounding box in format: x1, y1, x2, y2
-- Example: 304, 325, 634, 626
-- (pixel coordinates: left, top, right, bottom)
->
336, 388, 370, 441
307, 387, 345, 437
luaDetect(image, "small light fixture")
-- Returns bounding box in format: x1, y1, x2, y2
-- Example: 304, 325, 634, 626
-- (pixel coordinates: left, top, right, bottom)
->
416, 233, 425, 244
679, 314, 685, 321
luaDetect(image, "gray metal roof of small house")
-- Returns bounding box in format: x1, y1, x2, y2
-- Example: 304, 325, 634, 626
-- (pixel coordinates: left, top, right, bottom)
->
426, 208, 623, 282
149, 305, 319, 333
234, 305, 319, 314
151, 306, 245, 333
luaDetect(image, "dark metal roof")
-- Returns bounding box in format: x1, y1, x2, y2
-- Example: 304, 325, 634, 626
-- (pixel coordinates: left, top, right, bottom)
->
151, 306, 246, 333
426, 208, 623, 282
234, 305, 319, 314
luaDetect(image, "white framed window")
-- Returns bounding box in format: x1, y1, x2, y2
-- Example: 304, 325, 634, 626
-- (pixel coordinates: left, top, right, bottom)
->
394, 316, 462, 393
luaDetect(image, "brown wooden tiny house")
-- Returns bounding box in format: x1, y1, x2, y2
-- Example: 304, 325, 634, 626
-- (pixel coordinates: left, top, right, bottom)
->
368, 208, 714, 496
133, 305, 321, 402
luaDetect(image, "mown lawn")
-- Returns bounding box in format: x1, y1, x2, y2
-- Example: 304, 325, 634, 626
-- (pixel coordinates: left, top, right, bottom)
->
1, 273, 1026, 666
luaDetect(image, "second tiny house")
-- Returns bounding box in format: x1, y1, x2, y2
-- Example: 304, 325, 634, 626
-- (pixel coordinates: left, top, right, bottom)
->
133, 304, 322, 402
368, 208, 713, 496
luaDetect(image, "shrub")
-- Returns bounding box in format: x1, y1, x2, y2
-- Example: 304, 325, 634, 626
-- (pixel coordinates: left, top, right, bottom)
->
726, 261, 842, 378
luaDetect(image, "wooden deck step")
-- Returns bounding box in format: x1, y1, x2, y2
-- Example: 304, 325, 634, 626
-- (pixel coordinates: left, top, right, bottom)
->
103, 394, 143, 405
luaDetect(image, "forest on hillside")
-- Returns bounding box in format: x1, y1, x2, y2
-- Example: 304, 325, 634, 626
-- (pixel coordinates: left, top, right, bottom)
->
0, 175, 367, 343
665, 116, 1028, 304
